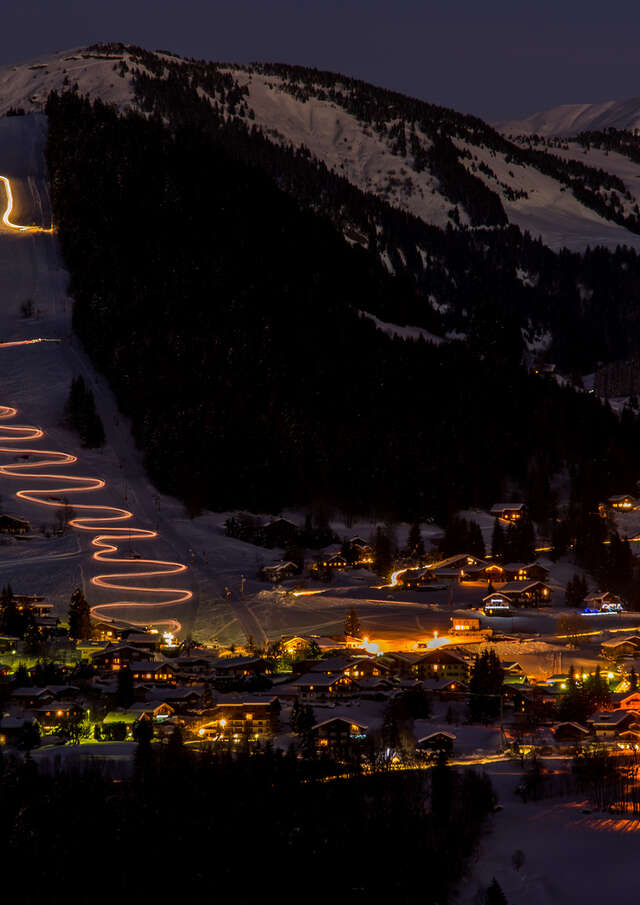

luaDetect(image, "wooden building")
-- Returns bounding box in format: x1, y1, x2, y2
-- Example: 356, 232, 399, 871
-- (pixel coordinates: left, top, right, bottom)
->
311, 716, 367, 756
553, 721, 590, 744
608, 494, 636, 511
483, 581, 552, 610
91, 644, 143, 670
490, 503, 527, 522
416, 730, 456, 758
130, 661, 178, 684
288, 673, 357, 699
502, 562, 550, 583
0, 514, 30, 535
261, 560, 299, 583
198, 697, 280, 741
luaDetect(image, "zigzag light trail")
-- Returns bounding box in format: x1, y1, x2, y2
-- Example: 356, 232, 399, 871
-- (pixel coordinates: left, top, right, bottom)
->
0, 174, 53, 233
0, 407, 191, 632
0, 172, 190, 631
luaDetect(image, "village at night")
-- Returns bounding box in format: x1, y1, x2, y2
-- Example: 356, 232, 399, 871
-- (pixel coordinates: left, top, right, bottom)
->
3, 11, 640, 904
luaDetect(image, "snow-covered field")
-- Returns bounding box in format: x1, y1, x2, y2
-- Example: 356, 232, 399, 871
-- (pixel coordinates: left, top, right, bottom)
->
461, 760, 640, 905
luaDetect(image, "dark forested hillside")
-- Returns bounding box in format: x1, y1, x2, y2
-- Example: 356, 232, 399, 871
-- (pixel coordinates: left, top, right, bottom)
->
0, 745, 496, 905
46, 91, 640, 519
118, 46, 640, 372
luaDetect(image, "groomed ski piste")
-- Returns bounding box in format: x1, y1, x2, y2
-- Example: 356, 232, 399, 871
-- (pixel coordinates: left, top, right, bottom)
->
0, 113, 270, 643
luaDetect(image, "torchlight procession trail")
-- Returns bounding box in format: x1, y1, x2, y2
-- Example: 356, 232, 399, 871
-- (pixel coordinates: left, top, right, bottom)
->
0, 406, 192, 633
0, 174, 53, 233
0, 174, 189, 631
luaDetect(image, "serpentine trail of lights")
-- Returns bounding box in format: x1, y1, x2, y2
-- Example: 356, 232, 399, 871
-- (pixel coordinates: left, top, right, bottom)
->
0, 406, 191, 632
0, 176, 190, 631
0, 174, 53, 233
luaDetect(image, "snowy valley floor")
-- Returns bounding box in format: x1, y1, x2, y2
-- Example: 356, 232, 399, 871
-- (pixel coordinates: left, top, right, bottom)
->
461, 760, 640, 905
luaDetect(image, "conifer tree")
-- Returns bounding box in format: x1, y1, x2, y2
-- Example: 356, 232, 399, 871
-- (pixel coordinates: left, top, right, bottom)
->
64, 375, 105, 448
565, 574, 588, 608
116, 666, 134, 708
468, 650, 504, 723
344, 606, 361, 638
373, 526, 394, 578
407, 521, 425, 560
68, 587, 92, 640
486, 877, 509, 905
491, 518, 505, 560
0, 584, 22, 636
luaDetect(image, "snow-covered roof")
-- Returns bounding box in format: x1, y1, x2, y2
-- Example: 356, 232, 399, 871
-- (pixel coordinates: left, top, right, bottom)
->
312, 716, 368, 731
417, 731, 456, 742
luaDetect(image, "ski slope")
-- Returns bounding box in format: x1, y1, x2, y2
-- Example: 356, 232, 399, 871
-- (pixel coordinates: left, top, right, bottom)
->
3, 46, 640, 252
0, 113, 261, 642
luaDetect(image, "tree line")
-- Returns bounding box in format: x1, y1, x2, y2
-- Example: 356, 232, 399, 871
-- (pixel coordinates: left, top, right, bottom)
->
45, 89, 640, 523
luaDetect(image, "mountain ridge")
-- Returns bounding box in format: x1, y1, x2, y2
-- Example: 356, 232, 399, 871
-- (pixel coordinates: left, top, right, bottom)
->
496, 97, 640, 138
5, 44, 640, 254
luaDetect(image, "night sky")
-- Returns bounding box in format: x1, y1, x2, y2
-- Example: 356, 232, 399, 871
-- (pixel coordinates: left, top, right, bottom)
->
3, 0, 640, 121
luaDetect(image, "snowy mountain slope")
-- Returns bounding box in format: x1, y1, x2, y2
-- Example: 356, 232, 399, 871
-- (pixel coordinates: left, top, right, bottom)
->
496, 96, 640, 137
0, 113, 278, 643
231, 70, 460, 230
4, 45, 640, 252
453, 137, 640, 252
223, 67, 640, 251
0, 48, 137, 116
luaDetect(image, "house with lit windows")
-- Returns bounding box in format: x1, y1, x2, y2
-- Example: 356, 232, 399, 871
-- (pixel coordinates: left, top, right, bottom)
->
313, 551, 348, 571
584, 591, 624, 613
33, 701, 85, 731
348, 536, 374, 564
412, 650, 470, 683
0, 715, 40, 746
502, 562, 550, 583
483, 580, 552, 610
601, 637, 640, 660
460, 562, 505, 582
129, 661, 178, 684
307, 656, 391, 681
416, 731, 456, 758
311, 717, 367, 756
608, 494, 636, 511
587, 709, 637, 738
490, 503, 527, 521
261, 560, 299, 583
209, 656, 267, 679
197, 698, 280, 742
91, 644, 143, 670
287, 672, 357, 699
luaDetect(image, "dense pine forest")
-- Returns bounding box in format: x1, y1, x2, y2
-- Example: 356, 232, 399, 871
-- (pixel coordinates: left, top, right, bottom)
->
45, 91, 640, 519
0, 743, 496, 904
116, 44, 640, 371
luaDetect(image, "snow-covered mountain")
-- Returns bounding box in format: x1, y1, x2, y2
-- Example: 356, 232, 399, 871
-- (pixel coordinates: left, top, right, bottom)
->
496, 97, 640, 138
4, 45, 640, 253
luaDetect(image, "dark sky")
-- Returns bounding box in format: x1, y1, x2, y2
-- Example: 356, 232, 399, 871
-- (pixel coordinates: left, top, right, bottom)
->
3, 1, 640, 121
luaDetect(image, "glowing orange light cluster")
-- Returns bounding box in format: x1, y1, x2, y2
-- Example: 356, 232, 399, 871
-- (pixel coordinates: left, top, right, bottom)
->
0, 174, 54, 233
0, 405, 191, 632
